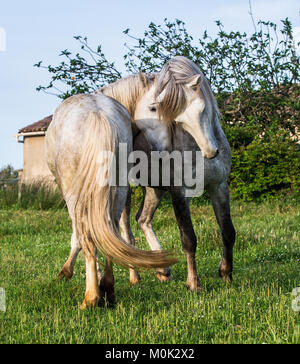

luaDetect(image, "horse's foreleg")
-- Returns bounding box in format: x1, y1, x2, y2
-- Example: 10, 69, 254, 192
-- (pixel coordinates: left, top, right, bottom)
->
136, 187, 171, 281
120, 188, 141, 285
209, 182, 236, 282
171, 189, 201, 291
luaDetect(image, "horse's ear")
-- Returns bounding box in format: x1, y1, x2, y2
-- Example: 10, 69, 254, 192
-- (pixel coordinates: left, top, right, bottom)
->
138, 71, 148, 87
187, 74, 202, 90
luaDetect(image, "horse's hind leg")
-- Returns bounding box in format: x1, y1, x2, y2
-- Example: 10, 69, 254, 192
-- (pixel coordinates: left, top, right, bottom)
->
99, 258, 115, 305
60, 224, 101, 309
80, 244, 100, 309
171, 188, 201, 291
58, 196, 81, 280
58, 222, 81, 280
208, 182, 236, 282
58, 195, 103, 281
97, 185, 128, 303
120, 188, 141, 285
136, 187, 171, 281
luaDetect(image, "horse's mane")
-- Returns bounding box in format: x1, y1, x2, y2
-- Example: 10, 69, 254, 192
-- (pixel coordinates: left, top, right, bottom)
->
98, 73, 155, 119
155, 56, 220, 123
97, 56, 219, 125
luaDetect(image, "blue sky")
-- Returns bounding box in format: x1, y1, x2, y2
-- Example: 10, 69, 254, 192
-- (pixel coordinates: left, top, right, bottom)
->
0, 0, 299, 169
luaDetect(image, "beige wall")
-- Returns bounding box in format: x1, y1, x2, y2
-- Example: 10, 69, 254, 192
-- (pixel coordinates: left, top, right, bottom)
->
22, 135, 54, 183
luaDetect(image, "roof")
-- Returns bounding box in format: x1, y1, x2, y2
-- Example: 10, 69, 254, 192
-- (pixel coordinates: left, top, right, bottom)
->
18, 115, 52, 134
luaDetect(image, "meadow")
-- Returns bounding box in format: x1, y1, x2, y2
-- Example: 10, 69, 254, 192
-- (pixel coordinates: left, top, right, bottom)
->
0, 192, 299, 344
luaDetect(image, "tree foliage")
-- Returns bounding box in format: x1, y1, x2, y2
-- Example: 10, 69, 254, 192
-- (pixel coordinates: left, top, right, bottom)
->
0, 165, 18, 181
34, 17, 300, 200
35, 36, 122, 99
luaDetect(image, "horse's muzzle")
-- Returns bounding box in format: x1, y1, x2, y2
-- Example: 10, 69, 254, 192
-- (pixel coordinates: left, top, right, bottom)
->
205, 149, 219, 159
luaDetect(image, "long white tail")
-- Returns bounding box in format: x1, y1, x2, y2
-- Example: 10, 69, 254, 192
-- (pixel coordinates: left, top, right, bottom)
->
68, 111, 177, 269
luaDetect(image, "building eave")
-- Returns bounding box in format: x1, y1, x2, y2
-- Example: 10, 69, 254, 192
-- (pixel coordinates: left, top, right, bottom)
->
15, 131, 46, 143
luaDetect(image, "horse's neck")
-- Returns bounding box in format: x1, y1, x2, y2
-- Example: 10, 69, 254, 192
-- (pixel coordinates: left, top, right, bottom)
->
135, 118, 171, 152
171, 124, 196, 152
171, 121, 229, 154
100, 75, 144, 120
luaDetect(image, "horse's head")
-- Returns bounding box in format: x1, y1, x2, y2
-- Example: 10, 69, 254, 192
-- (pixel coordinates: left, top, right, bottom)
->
133, 73, 171, 151
169, 73, 218, 159
135, 57, 219, 159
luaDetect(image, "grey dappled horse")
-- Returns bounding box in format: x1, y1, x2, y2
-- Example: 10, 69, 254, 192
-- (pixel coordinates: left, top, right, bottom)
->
124, 57, 236, 291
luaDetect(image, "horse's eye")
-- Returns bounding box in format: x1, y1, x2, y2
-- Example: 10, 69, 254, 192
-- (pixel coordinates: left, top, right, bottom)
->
149, 106, 157, 112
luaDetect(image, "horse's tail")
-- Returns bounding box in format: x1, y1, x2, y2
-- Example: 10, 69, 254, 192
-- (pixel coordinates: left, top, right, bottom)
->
68, 111, 178, 269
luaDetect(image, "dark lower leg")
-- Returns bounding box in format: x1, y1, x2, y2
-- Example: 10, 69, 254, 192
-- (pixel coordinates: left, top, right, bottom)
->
209, 183, 236, 282
185, 252, 200, 291
171, 189, 200, 291
218, 216, 235, 281
99, 258, 115, 305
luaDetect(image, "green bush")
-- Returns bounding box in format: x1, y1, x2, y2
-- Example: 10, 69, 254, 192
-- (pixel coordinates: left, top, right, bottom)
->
34, 16, 300, 201
229, 133, 300, 200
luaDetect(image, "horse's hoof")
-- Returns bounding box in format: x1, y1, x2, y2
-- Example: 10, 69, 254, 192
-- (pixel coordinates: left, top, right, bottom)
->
156, 268, 172, 282
57, 267, 73, 281
219, 259, 233, 283
80, 296, 100, 310
99, 290, 115, 307
186, 280, 202, 292
219, 271, 233, 283
130, 271, 141, 286
99, 278, 115, 306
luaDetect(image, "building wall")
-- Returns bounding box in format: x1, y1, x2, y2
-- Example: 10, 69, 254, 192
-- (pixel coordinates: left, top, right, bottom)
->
22, 135, 54, 183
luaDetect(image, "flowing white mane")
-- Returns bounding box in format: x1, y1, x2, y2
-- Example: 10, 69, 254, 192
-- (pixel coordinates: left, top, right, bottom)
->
98, 56, 220, 125
155, 56, 220, 123
98, 73, 155, 119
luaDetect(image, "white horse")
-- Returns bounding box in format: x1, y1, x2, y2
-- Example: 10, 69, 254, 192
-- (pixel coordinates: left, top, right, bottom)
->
56, 56, 234, 295
45, 92, 177, 309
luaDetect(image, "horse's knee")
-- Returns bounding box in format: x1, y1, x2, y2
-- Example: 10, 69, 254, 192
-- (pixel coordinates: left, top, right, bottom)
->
136, 208, 146, 225
137, 214, 150, 231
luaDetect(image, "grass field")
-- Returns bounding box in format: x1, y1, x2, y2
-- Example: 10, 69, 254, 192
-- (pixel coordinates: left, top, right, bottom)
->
0, 194, 299, 344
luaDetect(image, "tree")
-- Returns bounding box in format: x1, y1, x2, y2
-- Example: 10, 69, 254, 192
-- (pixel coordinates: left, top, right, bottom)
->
0, 165, 18, 181
34, 36, 122, 99
34, 17, 300, 199
35, 18, 299, 95
35, 17, 299, 134
0, 165, 18, 190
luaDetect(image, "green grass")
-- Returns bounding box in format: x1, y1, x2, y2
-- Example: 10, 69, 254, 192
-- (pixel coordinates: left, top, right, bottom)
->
0, 196, 299, 344
0, 183, 64, 210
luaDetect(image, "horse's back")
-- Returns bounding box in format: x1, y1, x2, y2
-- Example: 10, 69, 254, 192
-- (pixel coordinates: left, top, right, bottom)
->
48, 93, 131, 140
45, 93, 132, 193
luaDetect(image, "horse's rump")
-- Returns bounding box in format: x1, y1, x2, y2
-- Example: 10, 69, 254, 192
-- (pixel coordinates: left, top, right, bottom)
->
45, 93, 178, 269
